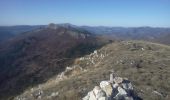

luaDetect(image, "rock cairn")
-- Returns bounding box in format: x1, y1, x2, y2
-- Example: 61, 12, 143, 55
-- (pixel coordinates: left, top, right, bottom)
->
83, 71, 142, 100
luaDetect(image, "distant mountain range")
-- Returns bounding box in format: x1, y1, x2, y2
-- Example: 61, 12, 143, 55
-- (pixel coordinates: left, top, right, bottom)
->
78, 25, 170, 45
1, 23, 170, 45
0, 25, 45, 42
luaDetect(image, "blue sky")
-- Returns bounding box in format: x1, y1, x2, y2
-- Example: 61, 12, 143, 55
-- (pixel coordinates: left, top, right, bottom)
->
0, 0, 170, 27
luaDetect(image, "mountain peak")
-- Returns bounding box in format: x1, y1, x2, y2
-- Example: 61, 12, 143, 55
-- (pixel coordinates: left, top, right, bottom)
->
47, 23, 58, 30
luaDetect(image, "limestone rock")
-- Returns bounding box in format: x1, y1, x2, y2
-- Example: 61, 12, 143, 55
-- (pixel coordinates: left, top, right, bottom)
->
83, 86, 107, 100
51, 92, 59, 97
152, 91, 163, 96
117, 87, 127, 95
113, 77, 123, 84
83, 74, 141, 100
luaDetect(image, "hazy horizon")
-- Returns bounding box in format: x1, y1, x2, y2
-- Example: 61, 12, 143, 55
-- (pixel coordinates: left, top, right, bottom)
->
1, 23, 170, 28
0, 0, 170, 27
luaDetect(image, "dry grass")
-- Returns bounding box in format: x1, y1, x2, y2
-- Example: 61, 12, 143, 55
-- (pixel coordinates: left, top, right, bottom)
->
14, 40, 170, 100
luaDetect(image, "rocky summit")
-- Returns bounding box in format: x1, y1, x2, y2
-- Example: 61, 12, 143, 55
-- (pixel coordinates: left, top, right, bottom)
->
13, 41, 170, 100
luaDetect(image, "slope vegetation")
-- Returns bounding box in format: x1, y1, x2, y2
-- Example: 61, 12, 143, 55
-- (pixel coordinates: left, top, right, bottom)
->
0, 25, 111, 100
14, 41, 170, 100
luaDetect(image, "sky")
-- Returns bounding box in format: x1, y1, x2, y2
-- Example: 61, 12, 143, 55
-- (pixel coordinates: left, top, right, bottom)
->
0, 0, 170, 27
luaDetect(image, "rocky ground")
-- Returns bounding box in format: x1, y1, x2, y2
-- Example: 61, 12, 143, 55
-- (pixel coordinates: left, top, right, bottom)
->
82, 74, 141, 100
14, 40, 170, 100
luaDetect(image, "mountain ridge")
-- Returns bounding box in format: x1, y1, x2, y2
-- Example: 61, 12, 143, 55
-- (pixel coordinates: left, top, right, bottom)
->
1, 23, 170, 45
13, 40, 170, 100
0, 25, 111, 100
